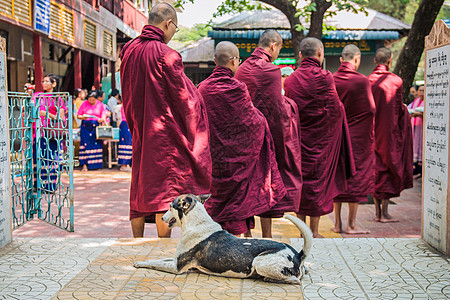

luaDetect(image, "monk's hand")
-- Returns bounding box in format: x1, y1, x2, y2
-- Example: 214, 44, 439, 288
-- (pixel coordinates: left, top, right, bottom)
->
98, 118, 105, 124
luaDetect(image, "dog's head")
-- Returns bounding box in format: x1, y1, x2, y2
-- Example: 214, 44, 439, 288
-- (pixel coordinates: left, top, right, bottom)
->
162, 194, 211, 228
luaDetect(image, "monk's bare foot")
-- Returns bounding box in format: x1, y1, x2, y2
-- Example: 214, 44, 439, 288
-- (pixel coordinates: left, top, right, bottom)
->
331, 227, 342, 233
345, 226, 370, 234
374, 217, 380, 222
313, 233, 324, 238
379, 217, 399, 223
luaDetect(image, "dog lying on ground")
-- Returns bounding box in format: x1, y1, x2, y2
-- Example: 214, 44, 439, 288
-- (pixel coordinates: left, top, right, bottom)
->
134, 194, 313, 284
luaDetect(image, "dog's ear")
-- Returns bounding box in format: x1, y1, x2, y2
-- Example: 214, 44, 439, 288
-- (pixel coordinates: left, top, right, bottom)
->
197, 194, 211, 204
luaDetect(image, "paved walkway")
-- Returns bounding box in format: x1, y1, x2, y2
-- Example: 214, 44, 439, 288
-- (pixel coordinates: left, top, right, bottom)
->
2, 169, 449, 299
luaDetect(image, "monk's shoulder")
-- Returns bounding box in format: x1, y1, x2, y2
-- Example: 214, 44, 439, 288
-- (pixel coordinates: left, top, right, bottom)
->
318, 68, 334, 84
351, 72, 370, 86
388, 72, 403, 87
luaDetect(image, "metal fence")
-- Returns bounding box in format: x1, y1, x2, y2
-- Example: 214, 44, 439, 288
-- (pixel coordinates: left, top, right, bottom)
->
9, 92, 74, 231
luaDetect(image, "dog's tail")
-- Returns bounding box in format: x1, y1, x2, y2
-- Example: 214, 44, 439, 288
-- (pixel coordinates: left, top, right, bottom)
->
283, 214, 313, 259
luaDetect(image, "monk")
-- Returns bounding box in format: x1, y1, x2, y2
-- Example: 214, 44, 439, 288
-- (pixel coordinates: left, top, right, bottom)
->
120, 3, 212, 238
284, 37, 354, 238
235, 29, 302, 238
333, 45, 375, 234
368, 47, 413, 223
198, 41, 285, 237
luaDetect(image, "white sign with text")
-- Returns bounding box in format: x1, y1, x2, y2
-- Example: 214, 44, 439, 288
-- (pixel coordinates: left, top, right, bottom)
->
0, 50, 11, 248
423, 44, 449, 253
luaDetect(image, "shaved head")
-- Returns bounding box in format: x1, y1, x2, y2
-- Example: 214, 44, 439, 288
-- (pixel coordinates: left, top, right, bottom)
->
215, 41, 239, 66
258, 29, 282, 48
148, 3, 177, 25
375, 47, 392, 65
341, 44, 361, 61
300, 37, 323, 58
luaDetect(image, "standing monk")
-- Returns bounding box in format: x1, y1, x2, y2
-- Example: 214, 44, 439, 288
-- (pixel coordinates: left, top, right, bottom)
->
284, 37, 355, 238
120, 3, 212, 238
333, 45, 375, 234
368, 47, 413, 222
198, 41, 285, 237
235, 29, 302, 238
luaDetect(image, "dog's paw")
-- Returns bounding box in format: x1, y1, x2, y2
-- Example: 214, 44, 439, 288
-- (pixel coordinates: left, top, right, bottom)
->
133, 261, 148, 268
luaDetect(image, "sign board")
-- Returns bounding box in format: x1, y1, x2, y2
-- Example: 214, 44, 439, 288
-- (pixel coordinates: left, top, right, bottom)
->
0, 37, 11, 248
215, 39, 376, 58
423, 19, 450, 256
35, 0, 51, 35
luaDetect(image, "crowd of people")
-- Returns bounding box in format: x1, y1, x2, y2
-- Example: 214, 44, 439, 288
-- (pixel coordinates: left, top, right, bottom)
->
73, 88, 132, 172
119, 3, 418, 239
26, 79, 133, 182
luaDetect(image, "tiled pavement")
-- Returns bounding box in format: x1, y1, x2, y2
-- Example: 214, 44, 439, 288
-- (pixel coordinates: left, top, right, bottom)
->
0, 236, 449, 299
3, 170, 449, 299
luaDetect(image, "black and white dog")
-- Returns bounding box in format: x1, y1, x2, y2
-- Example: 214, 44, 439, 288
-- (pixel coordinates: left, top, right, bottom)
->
134, 194, 313, 284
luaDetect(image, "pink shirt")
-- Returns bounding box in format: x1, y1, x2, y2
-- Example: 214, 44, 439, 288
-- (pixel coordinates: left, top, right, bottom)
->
408, 98, 424, 127
31, 92, 68, 134
121, 105, 125, 122
77, 100, 108, 121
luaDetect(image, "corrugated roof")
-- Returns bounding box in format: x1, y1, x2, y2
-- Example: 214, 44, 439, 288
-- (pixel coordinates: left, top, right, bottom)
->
214, 6, 410, 32
209, 29, 400, 40
179, 37, 215, 62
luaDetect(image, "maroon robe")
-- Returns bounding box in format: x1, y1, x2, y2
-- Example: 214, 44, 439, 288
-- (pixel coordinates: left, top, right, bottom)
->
368, 64, 413, 199
333, 62, 375, 202
120, 25, 212, 218
235, 47, 302, 216
284, 57, 355, 217
198, 66, 285, 223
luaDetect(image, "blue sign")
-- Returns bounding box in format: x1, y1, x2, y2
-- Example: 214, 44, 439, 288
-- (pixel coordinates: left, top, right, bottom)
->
35, 0, 51, 35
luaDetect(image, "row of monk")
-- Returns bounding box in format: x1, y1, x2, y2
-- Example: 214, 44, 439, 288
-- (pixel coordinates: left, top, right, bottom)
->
119, 3, 413, 239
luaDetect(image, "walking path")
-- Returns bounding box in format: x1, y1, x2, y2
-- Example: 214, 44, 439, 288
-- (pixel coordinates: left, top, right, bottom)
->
2, 170, 448, 299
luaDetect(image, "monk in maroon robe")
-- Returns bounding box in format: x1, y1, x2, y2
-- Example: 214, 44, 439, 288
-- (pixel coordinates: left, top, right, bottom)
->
284, 37, 355, 238
235, 29, 302, 238
198, 41, 285, 236
368, 47, 413, 222
333, 45, 375, 234
120, 3, 212, 238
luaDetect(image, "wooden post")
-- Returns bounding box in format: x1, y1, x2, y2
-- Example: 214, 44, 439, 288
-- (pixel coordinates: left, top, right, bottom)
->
74, 49, 82, 89
423, 20, 450, 257
33, 33, 43, 93
93, 56, 100, 89
0, 36, 12, 248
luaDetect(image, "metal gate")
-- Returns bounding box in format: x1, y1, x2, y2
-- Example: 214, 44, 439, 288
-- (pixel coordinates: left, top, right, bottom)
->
9, 92, 74, 231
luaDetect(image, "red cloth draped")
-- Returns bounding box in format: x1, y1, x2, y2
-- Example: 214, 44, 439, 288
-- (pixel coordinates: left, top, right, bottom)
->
198, 66, 285, 222
120, 25, 212, 216
333, 62, 375, 202
284, 57, 355, 216
235, 47, 302, 216
368, 64, 413, 199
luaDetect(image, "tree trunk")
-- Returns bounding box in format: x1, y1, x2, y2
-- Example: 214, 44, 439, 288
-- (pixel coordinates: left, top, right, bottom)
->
266, 0, 304, 67
393, 0, 445, 102
307, 0, 332, 39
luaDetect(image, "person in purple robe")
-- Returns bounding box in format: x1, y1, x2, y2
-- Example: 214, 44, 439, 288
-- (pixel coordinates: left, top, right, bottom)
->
235, 30, 302, 238
198, 41, 285, 236
120, 3, 212, 238
368, 47, 413, 223
284, 37, 355, 238
333, 45, 375, 234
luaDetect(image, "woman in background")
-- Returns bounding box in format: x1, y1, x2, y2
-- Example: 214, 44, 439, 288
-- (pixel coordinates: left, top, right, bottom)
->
33, 74, 67, 191
408, 85, 424, 176
77, 90, 108, 171
118, 104, 132, 171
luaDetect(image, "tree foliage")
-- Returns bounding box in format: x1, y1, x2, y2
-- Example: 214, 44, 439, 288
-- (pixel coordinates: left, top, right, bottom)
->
175, 0, 367, 65
172, 23, 211, 43
366, 0, 409, 20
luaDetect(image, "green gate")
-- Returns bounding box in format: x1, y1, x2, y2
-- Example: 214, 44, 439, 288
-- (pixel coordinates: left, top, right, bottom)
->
9, 92, 74, 231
